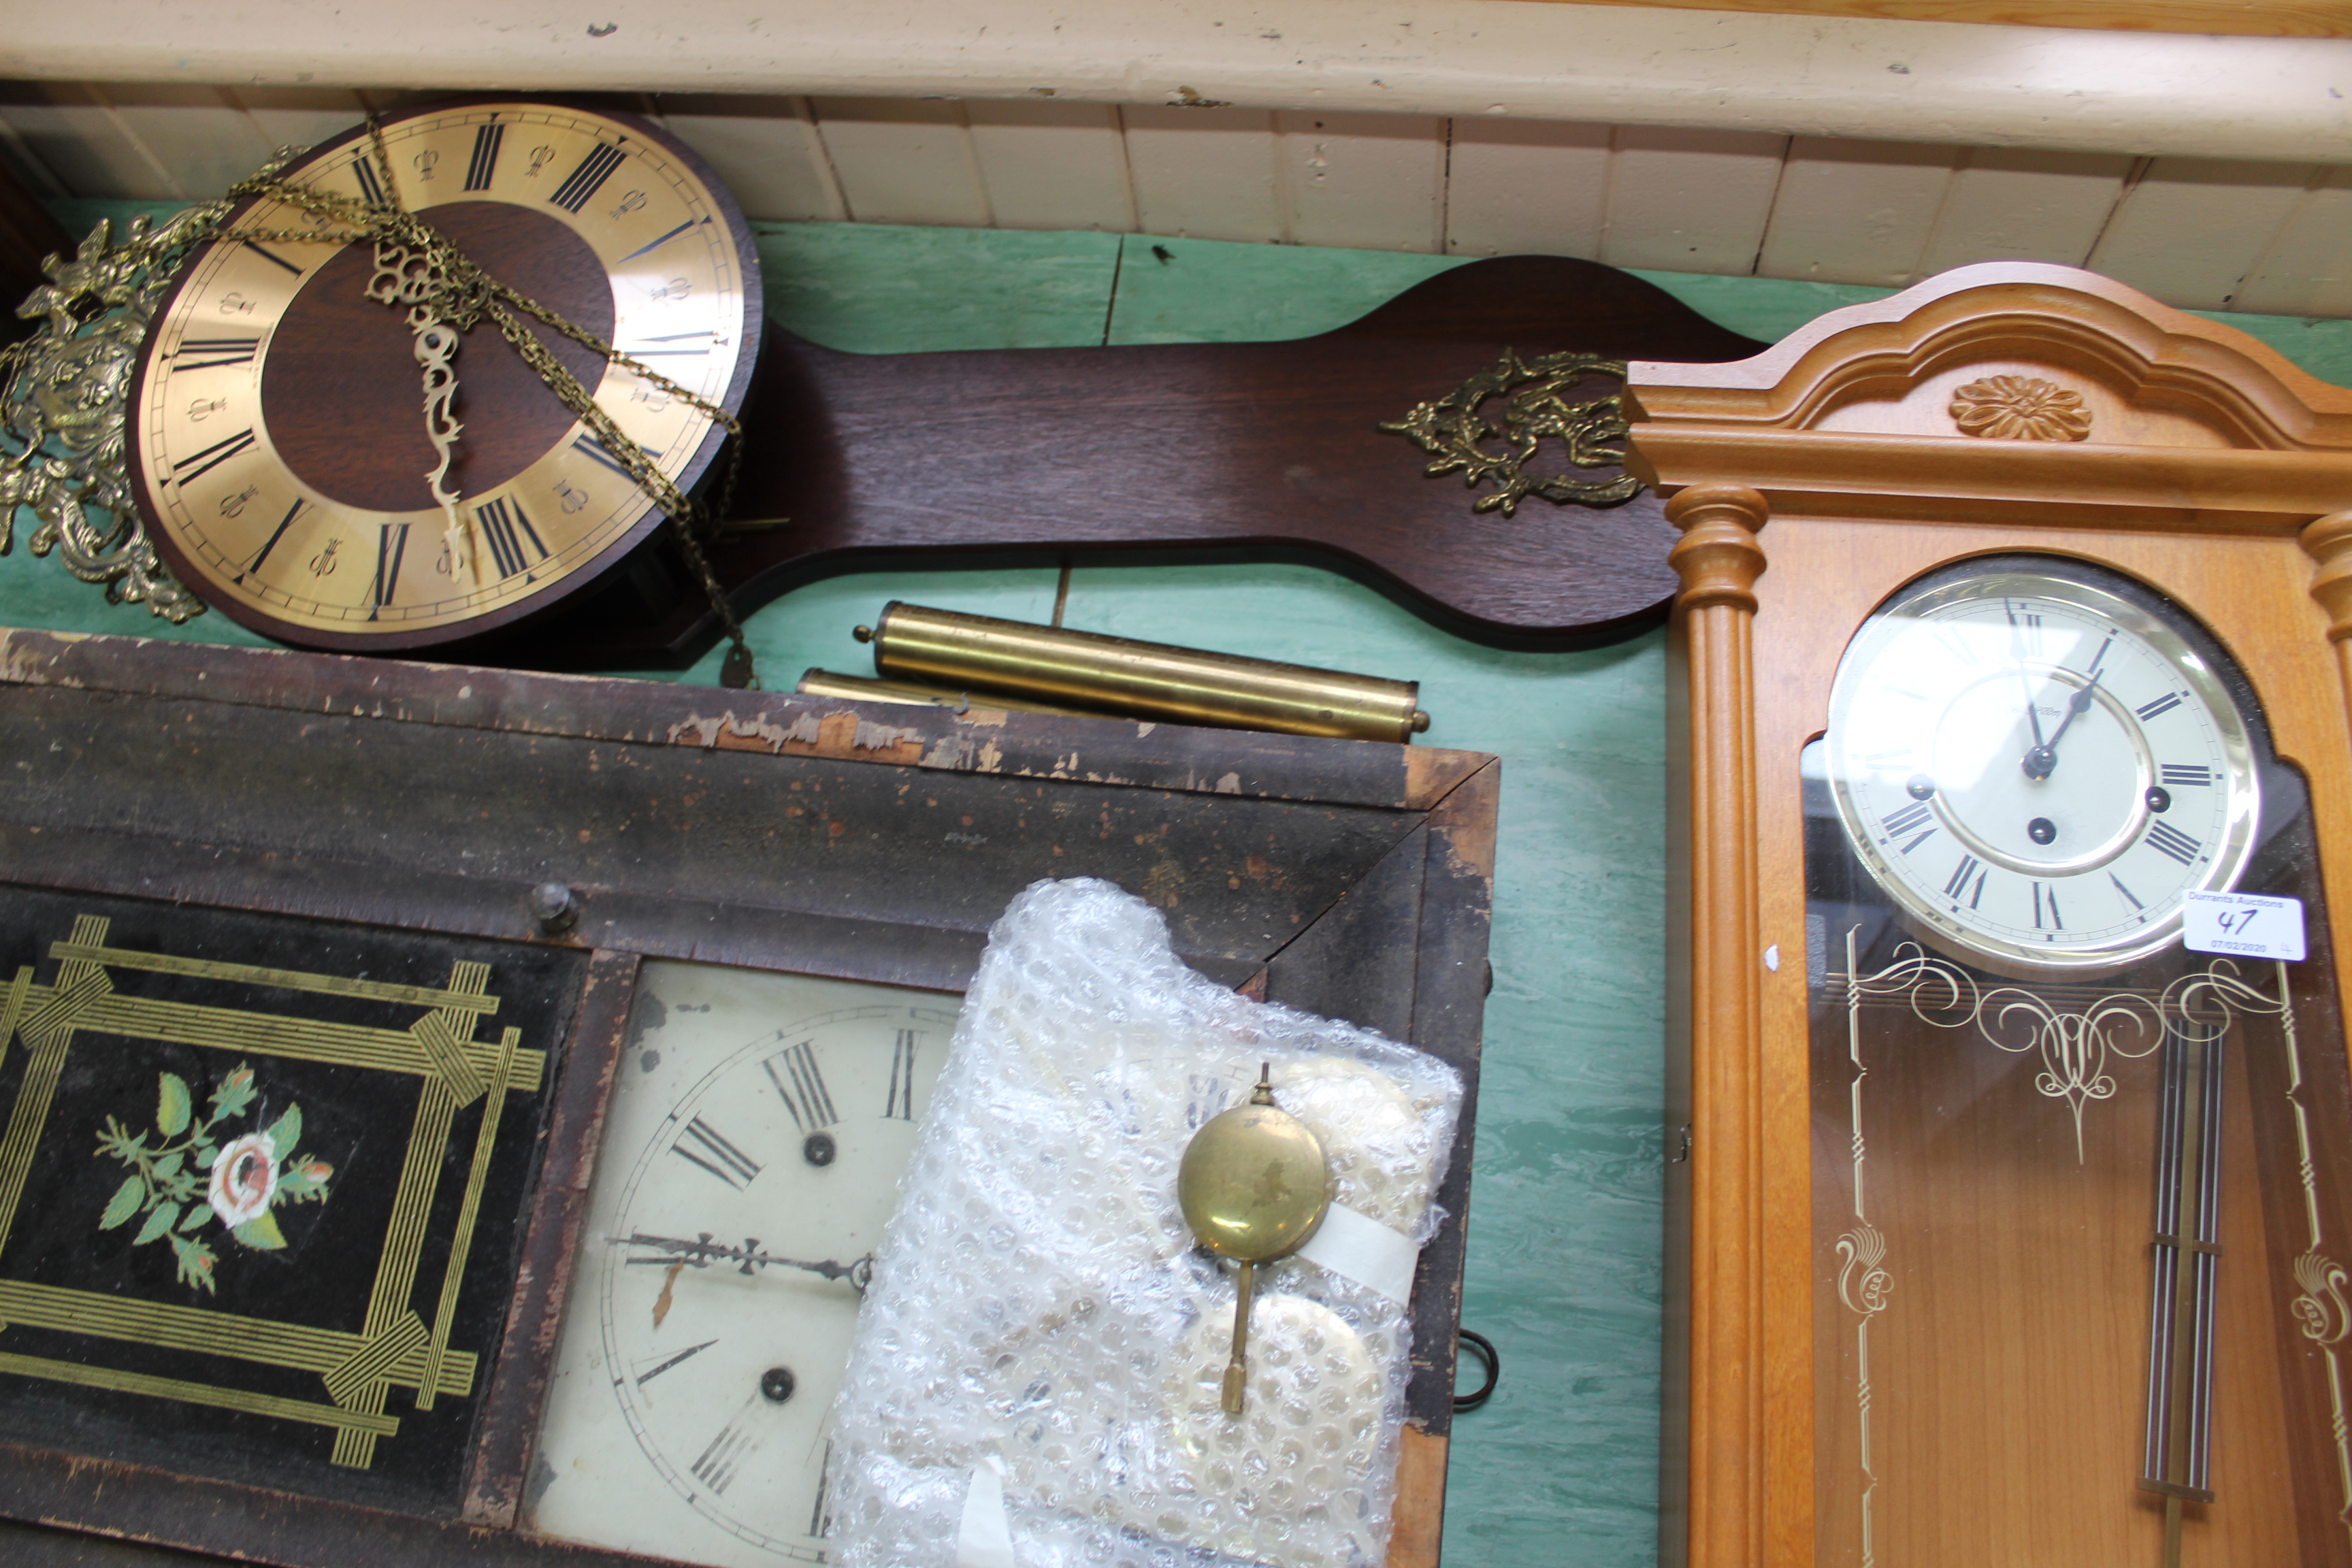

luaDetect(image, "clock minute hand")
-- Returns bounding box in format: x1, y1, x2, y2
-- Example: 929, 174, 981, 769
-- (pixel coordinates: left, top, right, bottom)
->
617, 1230, 875, 1292
2023, 672, 2102, 781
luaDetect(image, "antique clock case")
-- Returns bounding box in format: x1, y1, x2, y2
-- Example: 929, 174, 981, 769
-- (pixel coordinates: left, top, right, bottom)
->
1631, 262, 2352, 1568
0, 626, 1495, 1567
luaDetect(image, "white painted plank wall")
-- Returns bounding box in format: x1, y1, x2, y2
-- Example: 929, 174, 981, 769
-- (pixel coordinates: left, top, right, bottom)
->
7, 81, 2352, 321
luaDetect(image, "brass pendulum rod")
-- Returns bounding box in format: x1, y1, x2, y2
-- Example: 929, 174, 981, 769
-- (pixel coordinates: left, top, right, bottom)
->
2140, 1000, 2227, 1568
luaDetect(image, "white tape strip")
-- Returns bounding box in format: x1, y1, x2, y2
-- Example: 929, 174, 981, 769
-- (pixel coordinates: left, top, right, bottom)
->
957, 1456, 1015, 1568
1298, 1202, 1420, 1303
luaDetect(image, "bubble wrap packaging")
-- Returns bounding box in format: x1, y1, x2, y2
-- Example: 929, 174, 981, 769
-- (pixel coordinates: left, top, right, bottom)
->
826, 877, 1465, 1568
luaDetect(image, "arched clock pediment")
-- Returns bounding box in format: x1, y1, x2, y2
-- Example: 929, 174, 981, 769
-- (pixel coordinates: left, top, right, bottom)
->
1627, 261, 2352, 460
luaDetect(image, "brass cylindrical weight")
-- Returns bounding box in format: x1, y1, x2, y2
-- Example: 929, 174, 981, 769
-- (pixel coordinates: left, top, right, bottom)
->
794, 668, 1096, 718
855, 602, 1430, 742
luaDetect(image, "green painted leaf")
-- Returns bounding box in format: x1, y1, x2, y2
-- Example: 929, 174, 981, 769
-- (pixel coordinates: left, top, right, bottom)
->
135, 1203, 182, 1245
156, 1073, 191, 1137
191, 1143, 215, 1166
163, 1170, 200, 1202
276, 1158, 333, 1204
94, 1115, 145, 1162
169, 1234, 217, 1293
210, 1065, 255, 1122
153, 1149, 184, 1180
98, 1175, 143, 1230
263, 1105, 301, 1156
179, 1203, 212, 1232
232, 1211, 286, 1251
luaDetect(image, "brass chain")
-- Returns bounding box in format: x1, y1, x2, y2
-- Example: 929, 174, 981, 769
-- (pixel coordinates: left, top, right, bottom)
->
217, 119, 760, 686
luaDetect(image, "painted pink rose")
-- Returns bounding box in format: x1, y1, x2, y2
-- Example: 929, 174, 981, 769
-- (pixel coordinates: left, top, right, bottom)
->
208, 1132, 278, 1227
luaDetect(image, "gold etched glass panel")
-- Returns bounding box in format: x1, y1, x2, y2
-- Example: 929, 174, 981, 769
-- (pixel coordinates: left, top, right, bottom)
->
0, 884, 581, 1512
1806, 556, 2352, 1567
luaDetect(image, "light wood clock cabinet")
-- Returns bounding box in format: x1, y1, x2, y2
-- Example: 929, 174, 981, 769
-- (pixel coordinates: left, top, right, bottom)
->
1629, 262, 2352, 1568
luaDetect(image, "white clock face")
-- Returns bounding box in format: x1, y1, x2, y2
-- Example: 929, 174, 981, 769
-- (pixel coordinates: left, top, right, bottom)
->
530, 964, 954, 1567
1823, 565, 2259, 972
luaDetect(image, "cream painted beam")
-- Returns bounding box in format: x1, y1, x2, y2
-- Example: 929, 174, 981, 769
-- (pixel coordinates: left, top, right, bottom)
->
5, 0, 2352, 164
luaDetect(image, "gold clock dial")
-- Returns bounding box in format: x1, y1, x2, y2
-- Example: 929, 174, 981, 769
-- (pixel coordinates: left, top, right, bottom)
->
131, 103, 757, 649
529, 963, 953, 1567
1824, 561, 2260, 973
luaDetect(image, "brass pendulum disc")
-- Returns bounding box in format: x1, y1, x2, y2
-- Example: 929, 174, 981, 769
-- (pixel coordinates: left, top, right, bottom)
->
1177, 1063, 1332, 1414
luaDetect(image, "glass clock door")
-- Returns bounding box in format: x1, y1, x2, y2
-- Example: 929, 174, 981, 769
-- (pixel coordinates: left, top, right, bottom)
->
1806, 555, 2352, 1567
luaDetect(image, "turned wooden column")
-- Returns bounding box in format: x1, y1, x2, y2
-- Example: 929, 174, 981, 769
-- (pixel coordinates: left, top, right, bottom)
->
1666, 483, 1769, 1568
2302, 511, 2352, 715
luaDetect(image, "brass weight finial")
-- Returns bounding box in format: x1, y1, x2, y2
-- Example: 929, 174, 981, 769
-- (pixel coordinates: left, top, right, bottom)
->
1177, 1063, 1331, 1414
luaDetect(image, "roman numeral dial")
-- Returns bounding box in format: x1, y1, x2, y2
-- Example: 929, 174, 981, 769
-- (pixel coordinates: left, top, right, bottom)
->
532, 970, 954, 1565
131, 100, 756, 650
1824, 567, 2258, 971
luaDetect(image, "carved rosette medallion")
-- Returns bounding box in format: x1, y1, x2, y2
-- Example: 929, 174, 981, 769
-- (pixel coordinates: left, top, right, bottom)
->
1949, 374, 2093, 442
1378, 348, 1643, 517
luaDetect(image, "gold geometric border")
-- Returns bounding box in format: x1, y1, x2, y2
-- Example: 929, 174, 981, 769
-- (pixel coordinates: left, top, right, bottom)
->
0, 915, 545, 1468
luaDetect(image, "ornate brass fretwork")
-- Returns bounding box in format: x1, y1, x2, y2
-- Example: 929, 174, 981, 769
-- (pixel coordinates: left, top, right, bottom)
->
1378, 349, 1643, 517
0, 178, 286, 621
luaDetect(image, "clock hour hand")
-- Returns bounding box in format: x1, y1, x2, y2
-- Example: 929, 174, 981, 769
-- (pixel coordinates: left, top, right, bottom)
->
617, 1230, 874, 1293
2023, 672, 2101, 781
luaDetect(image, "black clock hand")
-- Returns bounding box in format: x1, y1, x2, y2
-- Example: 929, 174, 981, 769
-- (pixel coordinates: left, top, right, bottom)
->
2023, 672, 2102, 781
617, 1230, 874, 1292
2019, 666, 2048, 751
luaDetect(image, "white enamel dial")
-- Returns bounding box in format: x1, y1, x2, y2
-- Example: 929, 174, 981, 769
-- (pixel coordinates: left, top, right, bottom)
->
532, 964, 953, 1567
1824, 566, 2259, 973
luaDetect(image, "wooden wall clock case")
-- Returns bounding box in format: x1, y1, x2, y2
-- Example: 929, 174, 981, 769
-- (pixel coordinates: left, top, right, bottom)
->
0, 627, 1497, 1567
1631, 263, 2352, 1567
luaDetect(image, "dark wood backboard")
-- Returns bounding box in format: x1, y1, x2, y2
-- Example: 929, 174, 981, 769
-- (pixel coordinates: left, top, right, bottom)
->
0, 625, 1496, 1567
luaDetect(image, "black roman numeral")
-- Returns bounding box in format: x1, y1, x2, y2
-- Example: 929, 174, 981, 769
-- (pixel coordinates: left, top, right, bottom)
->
464, 121, 504, 191
670, 1116, 762, 1188
615, 330, 714, 358
1880, 800, 1938, 853
619, 215, 711, 263
368, 523, 408, 613
810, 1440, 835, 1539
572, 431, 662, 479
764, 1042, 839, 1132
689, 1420, 753, 1496
885, 1029, 919, 1120
169, 427, 256, 486
2110, 871, 2144, 911
2136, 692, 2186, 722
632, 1338, 716, 1387
242, 240, 302, 274
239, 498, 305, 581
473, 496, 547, 580
2034, 882, 2063, 930
171, 334, 260, 371
2159, 764, 2212, 787
2146, 819, 2202, 866
353, 154, 386, 206
549, 142, 627, 214
1933, 627, 1980, 666
1942, 854, 1984, 905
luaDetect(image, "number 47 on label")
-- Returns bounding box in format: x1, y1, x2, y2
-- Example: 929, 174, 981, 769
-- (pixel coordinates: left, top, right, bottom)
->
2183, 890, 2306, 962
